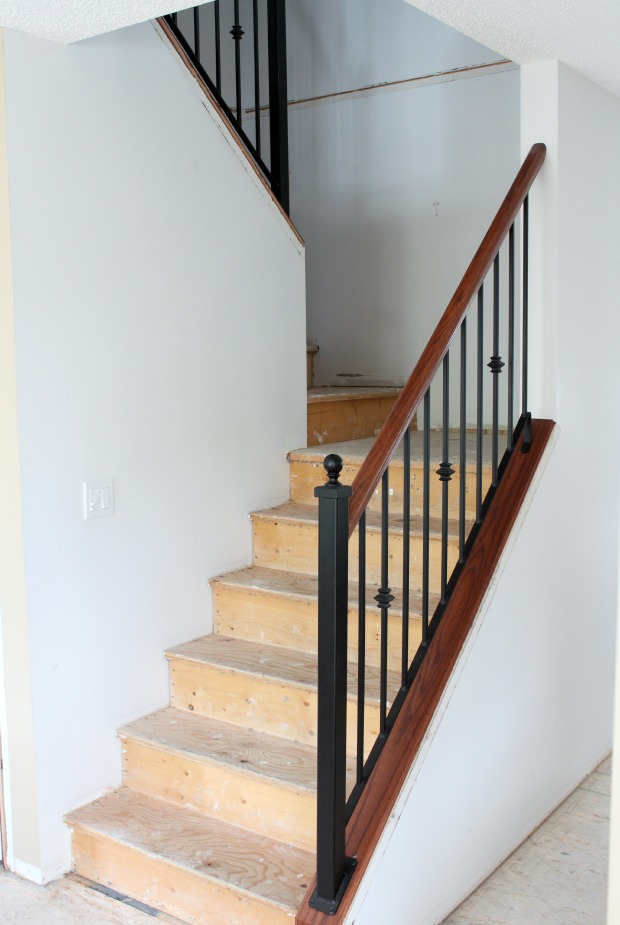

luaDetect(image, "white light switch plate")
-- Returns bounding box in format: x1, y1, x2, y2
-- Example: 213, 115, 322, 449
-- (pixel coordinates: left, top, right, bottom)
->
83, 479, 114, 519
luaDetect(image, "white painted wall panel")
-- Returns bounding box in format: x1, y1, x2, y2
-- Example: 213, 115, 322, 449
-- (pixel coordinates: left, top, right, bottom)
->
0, 20, 305, 880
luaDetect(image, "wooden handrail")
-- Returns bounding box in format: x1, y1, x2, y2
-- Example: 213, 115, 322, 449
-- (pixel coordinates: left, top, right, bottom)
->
348, 142, 546, 535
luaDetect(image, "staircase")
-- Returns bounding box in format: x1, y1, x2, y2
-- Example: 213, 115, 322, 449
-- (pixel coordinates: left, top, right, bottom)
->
66, 392, 492, 925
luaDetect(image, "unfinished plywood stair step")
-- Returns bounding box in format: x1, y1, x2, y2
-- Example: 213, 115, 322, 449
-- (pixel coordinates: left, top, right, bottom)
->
212, 565, 439, 672
251, 499, 460, 588
166, 634, 397, 756
289, 431, 494, 519
307, 386, 401, 446
67, 788, 314, 925
120, 707, 325, 851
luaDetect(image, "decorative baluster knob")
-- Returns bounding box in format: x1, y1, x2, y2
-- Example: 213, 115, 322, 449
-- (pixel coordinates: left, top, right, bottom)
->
488, 355, 505, 374
436, 461, 455, 482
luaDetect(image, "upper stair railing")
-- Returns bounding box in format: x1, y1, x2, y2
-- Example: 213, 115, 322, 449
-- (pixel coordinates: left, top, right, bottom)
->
308, 143, 547, 915
163, 0, 289, 212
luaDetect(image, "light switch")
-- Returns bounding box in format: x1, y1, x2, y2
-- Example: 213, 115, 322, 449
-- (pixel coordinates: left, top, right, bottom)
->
83, 479, 114, 520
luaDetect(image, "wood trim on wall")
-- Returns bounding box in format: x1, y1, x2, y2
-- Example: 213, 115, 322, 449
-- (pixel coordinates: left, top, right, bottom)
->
297, 418, 556, 925
155, 17, 304, 248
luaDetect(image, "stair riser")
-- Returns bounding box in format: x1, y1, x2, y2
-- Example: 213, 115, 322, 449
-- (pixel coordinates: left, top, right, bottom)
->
307, 394, 399, 447
168, 658, 381, 756
72, 829, 292, 925
213, 583, 422, 673
252, 517, 459, 591
121, 737, 316, 852
290, 458, 491, 520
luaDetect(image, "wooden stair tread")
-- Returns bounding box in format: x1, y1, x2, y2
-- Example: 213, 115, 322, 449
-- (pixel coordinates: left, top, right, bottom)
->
166, 634, 398, 702
251, 500, 460, 539
289, 430, 495, 469
120, 707, 322, 792
307, 387, 401, 405
67, 788, 314, 911
211, 565, 438, 616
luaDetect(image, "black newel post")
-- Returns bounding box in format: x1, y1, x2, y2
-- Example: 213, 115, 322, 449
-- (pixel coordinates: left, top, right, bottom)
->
311, 454, 356, 914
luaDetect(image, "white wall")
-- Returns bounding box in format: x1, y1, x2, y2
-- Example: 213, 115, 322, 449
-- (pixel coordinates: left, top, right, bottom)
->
609, 532, 620, 923
345, 61, 620, 925
286, 0, 520, 388
0, 20, 305, 882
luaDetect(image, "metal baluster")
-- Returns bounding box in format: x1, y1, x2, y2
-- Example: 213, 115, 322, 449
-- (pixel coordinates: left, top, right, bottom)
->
488, 254, 504, 486
193, 5, 201, 61
422, 389, 430, 645
214, 0, 222, 93
375, 471, 394, 735
356, 512, 366, 785
476, 286, 484, 522
231, 0, 244, 125
267, 0, 290, 212
401, 428, 410, 686
507, 224, 515, 449
459, 319, 467, 561
437, 355, 455, 604
252, 0, 261, 156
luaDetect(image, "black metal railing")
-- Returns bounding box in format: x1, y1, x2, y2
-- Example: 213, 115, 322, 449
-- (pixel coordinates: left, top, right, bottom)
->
164, 0, 289, 212
310, 145, 546, 914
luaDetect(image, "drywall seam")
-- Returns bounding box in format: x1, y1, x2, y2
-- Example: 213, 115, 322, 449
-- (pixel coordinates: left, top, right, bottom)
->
0, 28, 41, 875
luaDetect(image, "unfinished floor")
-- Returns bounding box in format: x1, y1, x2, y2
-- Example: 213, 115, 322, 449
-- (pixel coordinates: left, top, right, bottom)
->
441, 754, 611, 925
0, 755, 611, 924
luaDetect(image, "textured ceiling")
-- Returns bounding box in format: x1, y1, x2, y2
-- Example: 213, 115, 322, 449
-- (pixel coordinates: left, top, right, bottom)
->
0, 0, 619, 103
0, 1, 189, 44
407, 0, 620, 99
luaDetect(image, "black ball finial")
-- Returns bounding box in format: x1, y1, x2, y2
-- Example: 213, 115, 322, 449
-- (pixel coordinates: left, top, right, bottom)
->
323, 453, 343, 486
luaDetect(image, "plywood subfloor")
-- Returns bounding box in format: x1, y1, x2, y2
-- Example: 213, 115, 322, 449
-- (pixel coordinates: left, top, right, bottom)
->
0, 870, 172, 925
